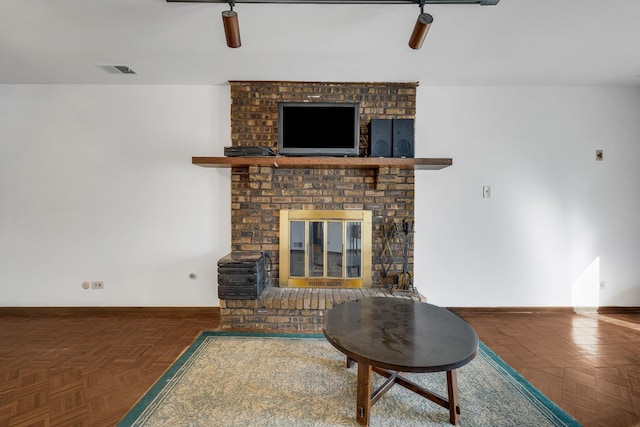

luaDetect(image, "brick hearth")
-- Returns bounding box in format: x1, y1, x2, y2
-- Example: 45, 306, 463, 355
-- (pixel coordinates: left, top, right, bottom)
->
219, 288, 426, 331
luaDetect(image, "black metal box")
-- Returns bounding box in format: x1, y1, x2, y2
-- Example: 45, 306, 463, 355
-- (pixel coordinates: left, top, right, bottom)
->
217, 252, 266, 300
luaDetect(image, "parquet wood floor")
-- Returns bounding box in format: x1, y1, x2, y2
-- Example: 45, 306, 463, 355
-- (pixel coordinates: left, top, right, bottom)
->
460, 311, 640, 427
1, 308, 638, 426
0, 309, 220, 427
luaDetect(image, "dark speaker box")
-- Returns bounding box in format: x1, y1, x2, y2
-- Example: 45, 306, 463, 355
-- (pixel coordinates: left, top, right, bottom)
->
392, 118, 415, 158
368, 119, 392, 157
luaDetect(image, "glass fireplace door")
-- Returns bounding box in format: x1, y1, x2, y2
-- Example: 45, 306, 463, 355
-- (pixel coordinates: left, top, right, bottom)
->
306, 221, 345, 278
345, 221, 361, 278
281, 210, 372, 288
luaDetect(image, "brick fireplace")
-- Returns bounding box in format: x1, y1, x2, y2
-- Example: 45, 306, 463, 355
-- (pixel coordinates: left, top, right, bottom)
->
220, 81, 424, 331
230, 81, 417, 286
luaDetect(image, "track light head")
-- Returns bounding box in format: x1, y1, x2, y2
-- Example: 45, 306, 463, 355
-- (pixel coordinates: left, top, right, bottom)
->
222, 1, 241, 48
408, 12, 433, 50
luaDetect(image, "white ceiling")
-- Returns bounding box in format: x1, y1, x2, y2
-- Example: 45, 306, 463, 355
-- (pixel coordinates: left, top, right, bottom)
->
1, 0, 640, 86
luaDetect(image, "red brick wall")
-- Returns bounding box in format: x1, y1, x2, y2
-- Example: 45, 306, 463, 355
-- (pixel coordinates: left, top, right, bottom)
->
229, 81, 417, 288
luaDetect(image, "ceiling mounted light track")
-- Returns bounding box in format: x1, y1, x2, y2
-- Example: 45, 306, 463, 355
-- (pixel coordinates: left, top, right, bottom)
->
167, 0, 499, 49
169, 0, 498, 4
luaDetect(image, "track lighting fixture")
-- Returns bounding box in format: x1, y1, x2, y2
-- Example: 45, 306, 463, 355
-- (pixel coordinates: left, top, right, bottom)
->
168, 0, 499, 49
222, 0, 241, 48
408, 0, 433, 50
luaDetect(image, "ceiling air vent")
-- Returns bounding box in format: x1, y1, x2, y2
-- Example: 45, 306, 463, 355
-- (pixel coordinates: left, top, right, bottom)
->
96, 64, 138, 75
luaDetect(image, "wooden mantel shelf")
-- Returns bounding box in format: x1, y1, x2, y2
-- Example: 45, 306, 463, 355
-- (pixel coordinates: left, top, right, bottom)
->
192, 156, 452, 170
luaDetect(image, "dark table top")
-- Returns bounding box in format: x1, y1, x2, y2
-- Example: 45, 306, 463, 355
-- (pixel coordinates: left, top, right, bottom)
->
323, 297, 479, 373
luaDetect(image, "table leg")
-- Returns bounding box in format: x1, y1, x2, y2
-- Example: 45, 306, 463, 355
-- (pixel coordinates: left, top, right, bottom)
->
356, 361, 372, 426
447, 370, 459, 425
346, 356, 355, 368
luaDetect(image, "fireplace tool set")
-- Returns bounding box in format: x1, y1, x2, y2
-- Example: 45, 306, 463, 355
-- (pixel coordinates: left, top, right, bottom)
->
378, 219, 415, 293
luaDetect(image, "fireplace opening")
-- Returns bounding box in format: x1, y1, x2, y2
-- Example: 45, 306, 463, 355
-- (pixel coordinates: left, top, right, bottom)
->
279, 210, 372, 288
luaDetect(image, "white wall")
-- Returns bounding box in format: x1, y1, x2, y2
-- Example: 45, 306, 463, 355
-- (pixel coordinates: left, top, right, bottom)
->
0, 85, 231, 306
2, 84, 639, 308
414, 86, 640, 307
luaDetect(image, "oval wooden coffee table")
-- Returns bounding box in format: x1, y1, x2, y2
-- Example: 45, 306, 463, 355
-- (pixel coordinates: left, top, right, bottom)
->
323, 297, 479, 426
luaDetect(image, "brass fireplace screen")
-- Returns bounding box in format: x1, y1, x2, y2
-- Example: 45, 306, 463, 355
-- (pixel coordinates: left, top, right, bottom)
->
279, 210, 372, 288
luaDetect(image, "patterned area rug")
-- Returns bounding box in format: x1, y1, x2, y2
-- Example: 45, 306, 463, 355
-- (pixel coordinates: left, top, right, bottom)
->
118, 332, 581, 427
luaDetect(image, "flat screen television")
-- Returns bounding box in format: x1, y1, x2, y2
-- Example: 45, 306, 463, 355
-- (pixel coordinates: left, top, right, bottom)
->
277, 102, 360, 156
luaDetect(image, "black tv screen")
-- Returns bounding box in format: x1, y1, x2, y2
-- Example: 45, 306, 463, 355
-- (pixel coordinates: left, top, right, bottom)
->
278, 102, 360, 156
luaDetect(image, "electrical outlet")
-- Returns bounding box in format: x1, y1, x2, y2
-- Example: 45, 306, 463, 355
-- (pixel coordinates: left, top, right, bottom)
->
91, 281, 104, 290
596, 150, 603, 161
600, 281, 605, 290
82, 281, 90, 290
